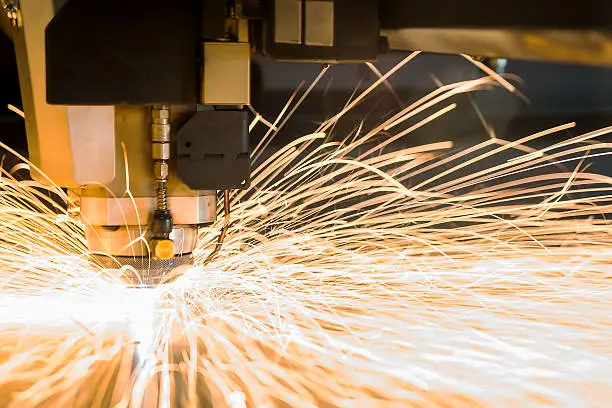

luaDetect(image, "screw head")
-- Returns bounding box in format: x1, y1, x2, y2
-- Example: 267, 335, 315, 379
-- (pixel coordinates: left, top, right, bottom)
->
152, 107, 170, 121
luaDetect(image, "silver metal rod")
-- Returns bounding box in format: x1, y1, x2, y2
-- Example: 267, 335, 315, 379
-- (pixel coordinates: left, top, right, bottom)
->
152, 105, 171, 213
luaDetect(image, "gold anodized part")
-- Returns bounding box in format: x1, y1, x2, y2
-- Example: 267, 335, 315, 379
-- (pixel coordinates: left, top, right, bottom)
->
201, 42, 251, 105
12, 0, 74, 185
154, 239, 175, 260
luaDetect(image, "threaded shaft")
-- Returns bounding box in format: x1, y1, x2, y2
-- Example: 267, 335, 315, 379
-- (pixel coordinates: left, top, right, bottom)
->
151, 106, 173, 243
152, 105, 171, 213
156, 182, 168, 210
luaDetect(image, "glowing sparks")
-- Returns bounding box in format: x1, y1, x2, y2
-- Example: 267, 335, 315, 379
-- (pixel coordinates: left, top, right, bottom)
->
2, 56, 612, 407
7, 104, 24, 118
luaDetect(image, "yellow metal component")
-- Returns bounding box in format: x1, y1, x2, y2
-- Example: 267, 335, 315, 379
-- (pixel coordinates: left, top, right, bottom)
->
305, 0, 334, 47
201, 42, 250, 105
275, 0, 302, 44
237, 18, 249, 43
383, 28, 612, 67
12, 0, 74, 185
11, 0, 116, 187
154, 239, 175, 260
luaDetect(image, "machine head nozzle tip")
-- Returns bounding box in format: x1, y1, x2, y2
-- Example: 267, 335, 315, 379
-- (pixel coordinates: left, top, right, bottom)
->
153, 239, 175, 260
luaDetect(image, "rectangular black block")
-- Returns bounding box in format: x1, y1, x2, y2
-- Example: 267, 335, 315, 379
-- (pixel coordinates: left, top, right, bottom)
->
176, 110, 250, 190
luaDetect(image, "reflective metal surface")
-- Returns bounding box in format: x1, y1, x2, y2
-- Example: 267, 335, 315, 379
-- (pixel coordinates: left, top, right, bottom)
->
80, 194, 216, 226
94, 253, 192, 286
304, 0, 334, 47
201, 42, 251, 105
275, 0, 302, 45
12, 0, 73, 185
86, 224, 199, 257
383, 28, 612, 66
66, 106, 116, 185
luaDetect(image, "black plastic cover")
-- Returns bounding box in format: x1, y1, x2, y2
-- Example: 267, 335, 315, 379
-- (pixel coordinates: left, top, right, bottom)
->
176, 110, 250, 190
46, 0, 201, 105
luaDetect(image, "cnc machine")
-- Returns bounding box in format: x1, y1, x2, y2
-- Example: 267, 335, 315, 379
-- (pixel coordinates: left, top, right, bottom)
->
2, 0, 611, 284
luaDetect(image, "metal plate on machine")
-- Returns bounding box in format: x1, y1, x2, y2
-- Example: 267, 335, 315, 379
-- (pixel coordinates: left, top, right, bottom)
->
275, 0, 302, 44
305, 1, 334, 47
202, 42, 251, 105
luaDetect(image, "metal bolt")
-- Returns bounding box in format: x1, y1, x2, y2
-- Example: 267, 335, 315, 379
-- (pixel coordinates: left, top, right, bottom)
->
152, 142, 170, 160
152, 107, 170, 122
154, 162, 169, 180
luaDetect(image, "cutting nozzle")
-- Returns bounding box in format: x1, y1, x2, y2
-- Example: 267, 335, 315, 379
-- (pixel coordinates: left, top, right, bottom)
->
151, 209, 175, 260
153, 239, 175, 260
96, 254, 192, 287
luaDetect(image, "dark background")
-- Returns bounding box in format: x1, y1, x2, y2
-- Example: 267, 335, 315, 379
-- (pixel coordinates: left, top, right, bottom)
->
0, 30, 27, 156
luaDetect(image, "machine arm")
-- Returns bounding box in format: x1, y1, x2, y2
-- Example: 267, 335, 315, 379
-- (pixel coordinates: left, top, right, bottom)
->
2, 0, 611, 285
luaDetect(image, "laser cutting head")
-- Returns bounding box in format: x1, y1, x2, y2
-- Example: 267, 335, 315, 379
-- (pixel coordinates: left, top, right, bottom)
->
77, 106, 219, 284
6, 1, 252, 282
8, 0, 612, 286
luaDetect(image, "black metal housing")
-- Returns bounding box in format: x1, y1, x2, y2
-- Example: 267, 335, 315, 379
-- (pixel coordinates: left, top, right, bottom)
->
43, 0, 612, 106
241, 0, 265, 19
46, 0, 202, 105
379, 0, 612, 29
176, 110, 250, 190
202, 0, 227, 40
